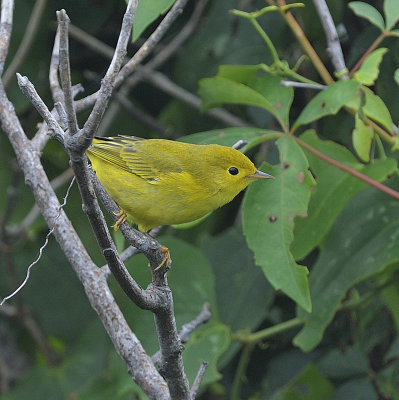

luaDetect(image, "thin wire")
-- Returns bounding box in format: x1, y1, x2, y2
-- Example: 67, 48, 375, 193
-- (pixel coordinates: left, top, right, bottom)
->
0, 176, 76, 306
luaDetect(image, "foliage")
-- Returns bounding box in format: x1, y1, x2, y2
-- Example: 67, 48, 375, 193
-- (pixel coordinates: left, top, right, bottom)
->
1, 0, 399, 399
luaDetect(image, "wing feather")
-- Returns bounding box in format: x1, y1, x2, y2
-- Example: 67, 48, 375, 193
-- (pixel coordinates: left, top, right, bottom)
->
88, 136, 159, 182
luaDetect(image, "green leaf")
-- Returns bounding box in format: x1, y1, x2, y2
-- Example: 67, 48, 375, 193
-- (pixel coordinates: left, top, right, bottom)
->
243, 135, 314, 312
218, 64, 262, 84
201, 227, 275, 332
291, 131, 396, 260
271, 364, 334, 400
353, 48, 388, 86
352, 113, 374, 162
293, 80, 361, 129
198, 73, 293, 131
199, 76, 274, 111
348, 2, 385, 31
248, 74, 293, 131
347, 86, 393, 133
180, 127, 281, 149
384, 0, 399, 30
132, 0, 175, 42
294, 188, 399, 351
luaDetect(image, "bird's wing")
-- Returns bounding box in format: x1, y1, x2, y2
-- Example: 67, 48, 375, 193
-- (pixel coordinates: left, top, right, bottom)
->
89, 136, 159, 182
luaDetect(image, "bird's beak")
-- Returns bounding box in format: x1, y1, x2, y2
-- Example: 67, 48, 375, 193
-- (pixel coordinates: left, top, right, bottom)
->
249, 170, 274, 180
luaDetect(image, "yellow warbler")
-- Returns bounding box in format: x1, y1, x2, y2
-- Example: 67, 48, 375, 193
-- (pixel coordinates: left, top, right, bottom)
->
87, 136, 273, 232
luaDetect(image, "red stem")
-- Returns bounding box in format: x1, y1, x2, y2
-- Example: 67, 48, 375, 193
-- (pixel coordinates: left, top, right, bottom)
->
296, 137, 399, 200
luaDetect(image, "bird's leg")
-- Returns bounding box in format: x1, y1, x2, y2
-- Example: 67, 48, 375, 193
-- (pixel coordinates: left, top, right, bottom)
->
112, 209, 127, 231
153, 246, 171, 272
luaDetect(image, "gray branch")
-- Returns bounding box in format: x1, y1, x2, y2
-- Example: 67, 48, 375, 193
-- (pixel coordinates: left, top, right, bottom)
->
312, 0, 348, 78
56, 10, 78, 135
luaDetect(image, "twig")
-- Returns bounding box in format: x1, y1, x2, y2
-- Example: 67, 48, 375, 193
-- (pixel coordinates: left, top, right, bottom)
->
180, 302, 212, 342
191, 361, 208, 399
232, 140, 248, 150
54, 101, 68, 129
17, 73, 65, 143
49, 28, 62, 101
312, 0, 348, 78
56, 9, 78, 135
3, 0, 47, 87
281, 80, 327, 90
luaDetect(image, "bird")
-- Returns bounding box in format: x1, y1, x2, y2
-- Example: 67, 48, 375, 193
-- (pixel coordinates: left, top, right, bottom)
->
87, 135, 273, 233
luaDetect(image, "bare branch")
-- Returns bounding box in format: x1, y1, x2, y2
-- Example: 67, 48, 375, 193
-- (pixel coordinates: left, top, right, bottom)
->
312, 0, 348, 78
49, 28, 63, 102
281, 80, 327, 90
191, 361, 208, 399
56, 9, 78, 134
16, 73, 65, 144
180, 303, 212, 343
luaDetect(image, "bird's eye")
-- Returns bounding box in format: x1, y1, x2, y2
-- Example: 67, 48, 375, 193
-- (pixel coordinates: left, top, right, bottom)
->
228, 167, 239, 176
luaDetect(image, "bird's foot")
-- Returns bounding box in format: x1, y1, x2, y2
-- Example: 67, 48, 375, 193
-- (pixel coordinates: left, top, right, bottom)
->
153, 246, 171, 272
112, 209, 127, 231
